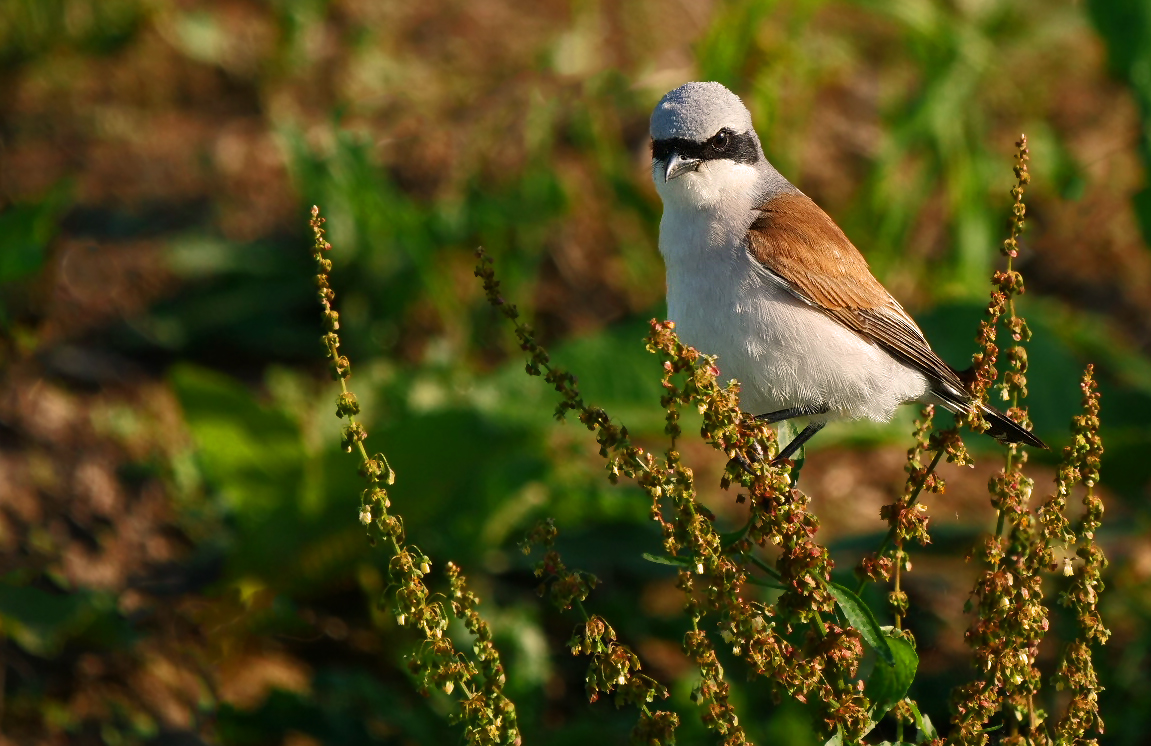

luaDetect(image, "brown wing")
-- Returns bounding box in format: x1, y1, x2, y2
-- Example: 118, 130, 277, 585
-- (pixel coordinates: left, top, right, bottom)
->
747, 193, 968, 402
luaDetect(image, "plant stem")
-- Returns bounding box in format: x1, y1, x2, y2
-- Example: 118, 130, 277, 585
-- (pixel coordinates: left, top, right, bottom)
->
856, 447, 944, 594
745, 552, 784, 582
893, 547, 902, 631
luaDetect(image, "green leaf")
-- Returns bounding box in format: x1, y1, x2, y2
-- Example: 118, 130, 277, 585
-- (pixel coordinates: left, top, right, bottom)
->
828, 581, 895, 666
170, 363, 306, 519
911, 700, 938, 743
866, 632, 919, 719
640, 552, 693, 568
822, 724, 843, 746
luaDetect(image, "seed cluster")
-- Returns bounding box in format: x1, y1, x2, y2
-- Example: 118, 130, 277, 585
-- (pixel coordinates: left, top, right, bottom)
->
478, 252, 681, 742
647, 320, 872, 742
946, 139, 1107, 746
480, 243, 881, 743
312, 208, 520, 746
1048, 366, 1108, 744
522, 519, 676, 743
856, 405, 943, 625
949, 138, 1047, 746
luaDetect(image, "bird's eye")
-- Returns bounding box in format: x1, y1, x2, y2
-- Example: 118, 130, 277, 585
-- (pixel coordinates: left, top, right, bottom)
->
711, 130, 730, 151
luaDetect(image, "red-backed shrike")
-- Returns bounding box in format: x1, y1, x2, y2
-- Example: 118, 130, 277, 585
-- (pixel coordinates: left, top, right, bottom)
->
650, 82, 1046, 462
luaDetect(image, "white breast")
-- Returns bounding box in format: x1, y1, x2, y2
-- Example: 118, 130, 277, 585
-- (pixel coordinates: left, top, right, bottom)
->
659, 202, 928, 423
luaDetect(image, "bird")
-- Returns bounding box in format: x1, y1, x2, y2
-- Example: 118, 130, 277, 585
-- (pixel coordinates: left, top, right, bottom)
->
649, 81, 1047, 463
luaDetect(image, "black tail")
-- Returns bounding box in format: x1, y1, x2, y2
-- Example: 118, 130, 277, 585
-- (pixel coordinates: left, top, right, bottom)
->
932, 377, 1048, 450
979, 402, 1048, 449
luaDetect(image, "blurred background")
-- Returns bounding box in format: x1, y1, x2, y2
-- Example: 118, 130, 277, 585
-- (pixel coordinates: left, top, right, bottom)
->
2, 0, 1151, 744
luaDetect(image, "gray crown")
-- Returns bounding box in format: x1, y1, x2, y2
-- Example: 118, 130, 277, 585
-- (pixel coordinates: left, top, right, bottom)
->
650, 82, 757, 142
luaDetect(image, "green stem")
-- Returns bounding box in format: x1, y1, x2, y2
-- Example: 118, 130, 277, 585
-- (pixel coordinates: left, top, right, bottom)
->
893, 547, 902, 631
574, 597, 591, 623
745, 552, 783, 582
856, 447, 944, 594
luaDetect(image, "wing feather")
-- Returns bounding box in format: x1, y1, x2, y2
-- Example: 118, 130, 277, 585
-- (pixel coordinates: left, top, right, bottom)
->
747, 193, 968, 400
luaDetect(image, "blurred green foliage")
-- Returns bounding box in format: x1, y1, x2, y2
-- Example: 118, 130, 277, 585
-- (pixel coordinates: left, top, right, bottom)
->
2, 0, 1151, 744
0, 0, 143, 63
0, 183, 72, 325
1088, 0, 1151, 245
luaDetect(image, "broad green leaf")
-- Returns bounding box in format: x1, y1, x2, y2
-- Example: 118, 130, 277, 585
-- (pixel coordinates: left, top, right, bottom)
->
829, 581, 895, 666
911, 700, 938, 743
867, 632, 919, 719
170, 363, 306, 518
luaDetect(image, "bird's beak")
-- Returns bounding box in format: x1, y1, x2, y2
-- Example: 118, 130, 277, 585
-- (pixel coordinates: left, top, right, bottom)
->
664, 152, 700, 182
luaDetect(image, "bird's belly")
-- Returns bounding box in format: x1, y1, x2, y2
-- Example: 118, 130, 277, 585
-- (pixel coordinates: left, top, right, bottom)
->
668, 279, 928, 423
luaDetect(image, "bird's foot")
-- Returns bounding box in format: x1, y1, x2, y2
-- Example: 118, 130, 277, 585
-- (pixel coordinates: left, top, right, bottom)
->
725, 440, 765, 480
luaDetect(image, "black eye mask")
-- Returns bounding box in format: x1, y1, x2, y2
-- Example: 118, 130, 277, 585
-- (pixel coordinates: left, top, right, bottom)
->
651, 128, 760, 166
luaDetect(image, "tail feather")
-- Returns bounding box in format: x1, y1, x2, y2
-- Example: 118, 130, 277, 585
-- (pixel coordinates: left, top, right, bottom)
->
930, 384, 1049, 448
979, 402, 1047, 449
976, 402, 1049, 448
930, 383, 1048, 450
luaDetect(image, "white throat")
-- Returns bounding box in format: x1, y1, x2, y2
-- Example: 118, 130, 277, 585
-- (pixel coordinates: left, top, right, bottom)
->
654, 159, 763, 263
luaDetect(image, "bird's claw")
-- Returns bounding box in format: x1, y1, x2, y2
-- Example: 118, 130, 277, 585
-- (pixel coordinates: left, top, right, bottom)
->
726, 440, 766, 477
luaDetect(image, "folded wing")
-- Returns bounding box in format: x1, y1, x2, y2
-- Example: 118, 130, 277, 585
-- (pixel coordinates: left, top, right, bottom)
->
746, 192, 969, 406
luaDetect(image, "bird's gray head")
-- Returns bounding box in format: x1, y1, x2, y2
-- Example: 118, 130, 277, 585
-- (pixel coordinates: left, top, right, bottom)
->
650, 82, 771, 208
651, 82, 755, 142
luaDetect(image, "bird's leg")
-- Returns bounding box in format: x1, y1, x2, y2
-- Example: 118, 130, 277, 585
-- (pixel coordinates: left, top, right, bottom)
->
754, 404, 829, 424
771, 421, 826, 465
754, 404, 828, 467
727, 405, 828, 479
